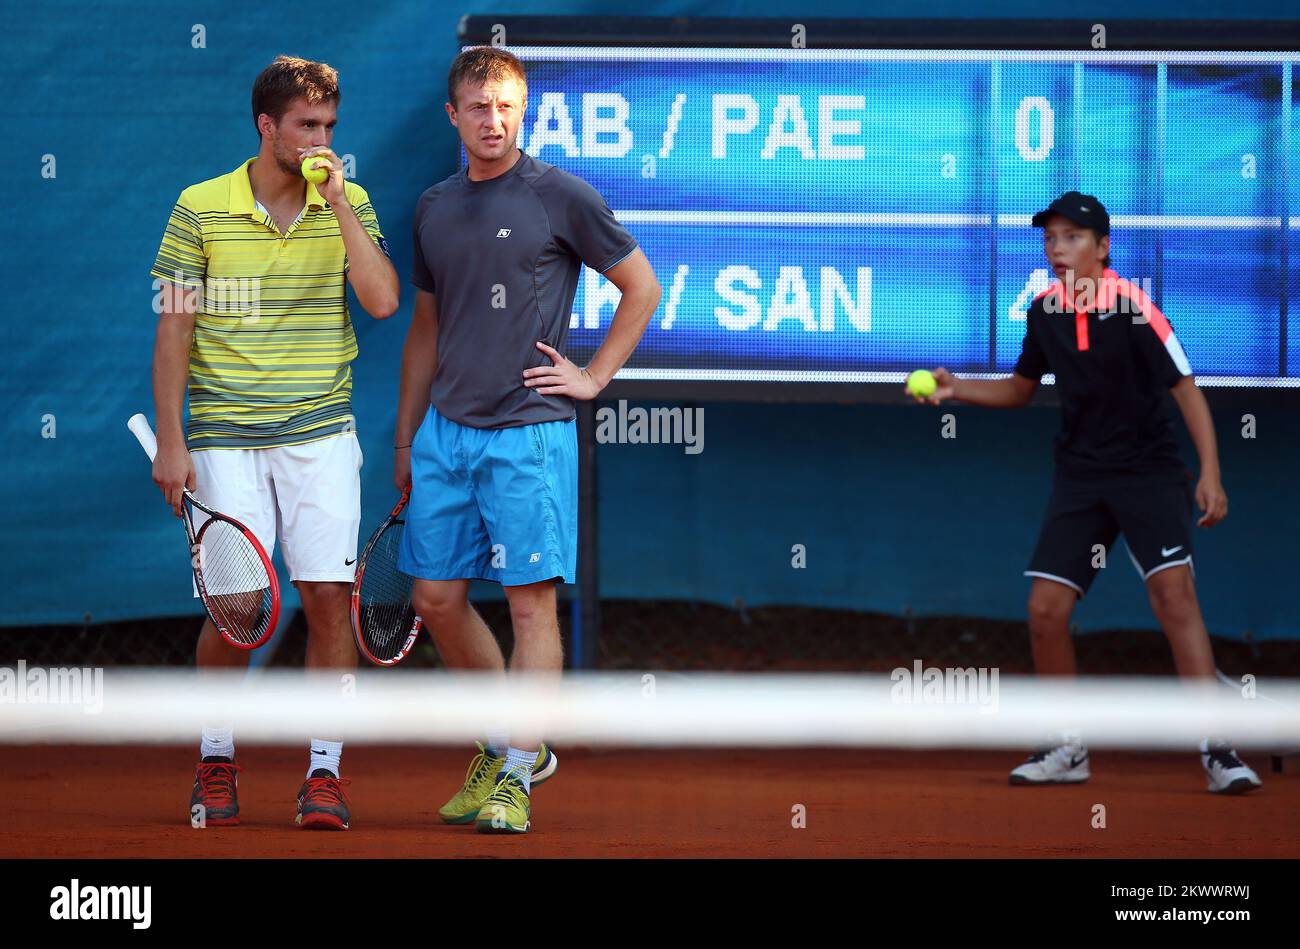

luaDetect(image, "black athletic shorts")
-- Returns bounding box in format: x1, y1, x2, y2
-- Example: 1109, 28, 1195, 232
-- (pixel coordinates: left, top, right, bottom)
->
1025, 470, 1195, 597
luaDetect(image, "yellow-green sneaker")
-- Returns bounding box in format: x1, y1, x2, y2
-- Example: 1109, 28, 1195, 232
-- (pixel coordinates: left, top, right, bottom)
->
438, 743, 558, 824
531, 743, 559, 787
474, 766, 531, 834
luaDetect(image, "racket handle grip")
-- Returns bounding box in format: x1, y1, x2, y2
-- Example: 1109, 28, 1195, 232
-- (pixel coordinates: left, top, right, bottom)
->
127, 413, 159, 462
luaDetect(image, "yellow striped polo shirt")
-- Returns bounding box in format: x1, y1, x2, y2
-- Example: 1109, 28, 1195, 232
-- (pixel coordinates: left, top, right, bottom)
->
150, 157, 386, 450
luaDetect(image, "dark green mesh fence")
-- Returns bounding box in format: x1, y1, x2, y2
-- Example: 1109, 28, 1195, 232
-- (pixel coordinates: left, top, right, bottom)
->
3, 601, 1296, 678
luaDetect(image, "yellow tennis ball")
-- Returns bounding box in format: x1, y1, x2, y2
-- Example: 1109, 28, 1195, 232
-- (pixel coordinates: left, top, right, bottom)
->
906, 369, 937, 399
301, 155, 330, 185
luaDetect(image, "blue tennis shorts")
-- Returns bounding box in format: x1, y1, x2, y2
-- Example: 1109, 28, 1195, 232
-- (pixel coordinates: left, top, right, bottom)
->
398, 405, 577, 586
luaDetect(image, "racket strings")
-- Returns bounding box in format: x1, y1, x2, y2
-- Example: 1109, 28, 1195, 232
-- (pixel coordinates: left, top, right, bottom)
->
195, 518, 274, 646
357, 521, 418, 660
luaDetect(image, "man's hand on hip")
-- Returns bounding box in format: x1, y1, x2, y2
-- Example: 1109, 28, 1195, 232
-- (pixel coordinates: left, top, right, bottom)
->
523, 341, 603, 400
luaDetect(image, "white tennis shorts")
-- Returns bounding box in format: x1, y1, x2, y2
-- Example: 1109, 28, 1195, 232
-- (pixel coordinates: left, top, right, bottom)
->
190, 433, 363, 588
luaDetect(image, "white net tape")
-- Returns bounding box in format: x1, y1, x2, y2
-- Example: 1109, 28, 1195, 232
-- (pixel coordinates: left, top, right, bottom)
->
1, 668, 1297, 750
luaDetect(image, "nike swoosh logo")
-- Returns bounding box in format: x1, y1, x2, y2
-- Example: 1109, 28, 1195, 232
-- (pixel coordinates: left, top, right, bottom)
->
1098, 312, 1114, 321
1161, 546, 1183, 557
311, 749, 327, 756
1070, 754, 1088, 768
345, 558, 356, 566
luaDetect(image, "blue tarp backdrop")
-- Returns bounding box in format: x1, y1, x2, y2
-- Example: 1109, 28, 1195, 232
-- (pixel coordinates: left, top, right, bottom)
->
2, 1, 1297, 640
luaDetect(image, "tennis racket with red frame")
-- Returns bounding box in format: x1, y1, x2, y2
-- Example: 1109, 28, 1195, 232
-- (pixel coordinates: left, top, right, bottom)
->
128, 413, 280, 649
351, 486, 423, 666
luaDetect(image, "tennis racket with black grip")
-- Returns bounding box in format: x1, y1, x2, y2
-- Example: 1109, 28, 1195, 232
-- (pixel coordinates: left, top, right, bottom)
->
128, 413, 280, 649
351, 486, 423, 665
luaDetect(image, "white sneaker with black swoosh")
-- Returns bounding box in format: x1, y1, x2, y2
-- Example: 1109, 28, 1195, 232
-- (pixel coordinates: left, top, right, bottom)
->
1200, 739, 1262, 794
1009, 735, 1090, 785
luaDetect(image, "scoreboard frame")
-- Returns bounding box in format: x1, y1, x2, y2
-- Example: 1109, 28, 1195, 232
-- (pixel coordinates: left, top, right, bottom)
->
458, 16, 1300, 406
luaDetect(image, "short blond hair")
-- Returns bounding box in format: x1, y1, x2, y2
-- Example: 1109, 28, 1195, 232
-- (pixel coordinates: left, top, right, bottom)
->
447, 46, 527, 109
251, 55, 340, 136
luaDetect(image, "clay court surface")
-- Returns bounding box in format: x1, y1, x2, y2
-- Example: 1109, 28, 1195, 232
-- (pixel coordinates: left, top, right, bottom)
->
3, 744, 1296, 858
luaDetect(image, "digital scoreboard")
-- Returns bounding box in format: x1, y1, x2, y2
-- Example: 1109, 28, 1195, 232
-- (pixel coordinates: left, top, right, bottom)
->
461, 21, 1299, 391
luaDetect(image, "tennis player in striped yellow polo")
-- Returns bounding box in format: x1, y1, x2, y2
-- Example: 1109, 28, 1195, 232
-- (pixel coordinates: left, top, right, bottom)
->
149, 56, 399, 830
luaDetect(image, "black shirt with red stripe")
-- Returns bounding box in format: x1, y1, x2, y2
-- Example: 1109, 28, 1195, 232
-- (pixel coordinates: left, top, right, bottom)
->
1014, 269, 1193, 478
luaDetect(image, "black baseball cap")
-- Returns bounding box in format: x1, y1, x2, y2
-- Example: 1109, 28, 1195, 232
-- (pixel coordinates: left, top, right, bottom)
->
1031, 191, 1109, 234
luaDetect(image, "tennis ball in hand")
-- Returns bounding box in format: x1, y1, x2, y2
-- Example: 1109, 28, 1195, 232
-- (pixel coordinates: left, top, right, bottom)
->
906, 369, 937, 399
301, 155, 330, 185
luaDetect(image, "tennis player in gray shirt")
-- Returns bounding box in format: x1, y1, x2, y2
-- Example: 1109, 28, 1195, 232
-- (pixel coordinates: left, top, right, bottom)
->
395, 46, 661, 834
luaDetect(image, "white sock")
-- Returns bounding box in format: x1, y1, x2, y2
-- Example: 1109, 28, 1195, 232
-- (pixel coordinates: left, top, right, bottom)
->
201, 727, 234, 761
308, 738, 343, 778
502, 746, 538, 792
485, 729, 510, 759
